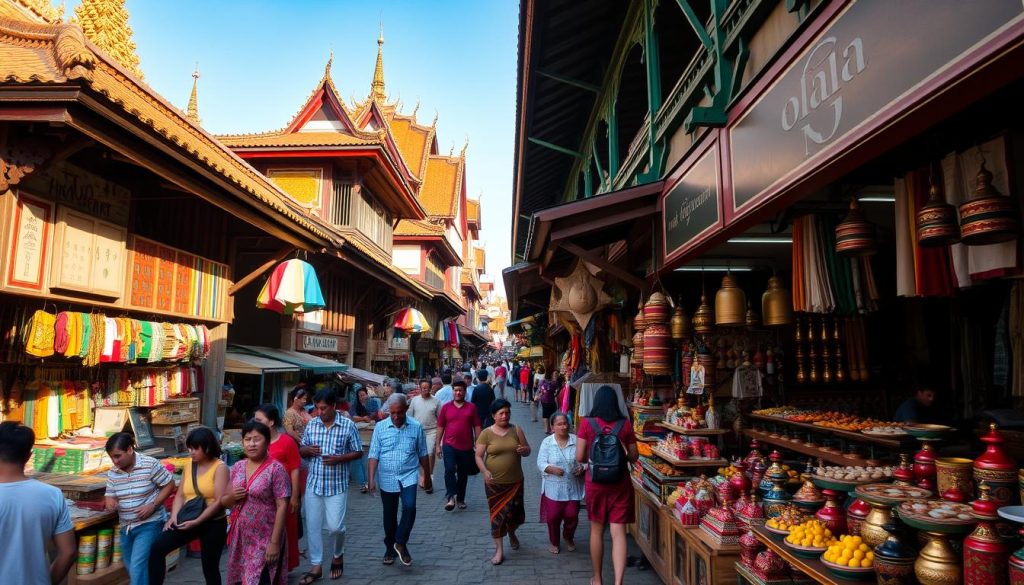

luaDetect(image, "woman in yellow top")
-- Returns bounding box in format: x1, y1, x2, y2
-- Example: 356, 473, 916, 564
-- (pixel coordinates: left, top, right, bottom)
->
148, 427, 228, 585
475, 399, 531, 566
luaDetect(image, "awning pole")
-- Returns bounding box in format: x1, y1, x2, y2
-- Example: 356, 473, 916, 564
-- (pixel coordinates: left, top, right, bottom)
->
258, 375, 265, 405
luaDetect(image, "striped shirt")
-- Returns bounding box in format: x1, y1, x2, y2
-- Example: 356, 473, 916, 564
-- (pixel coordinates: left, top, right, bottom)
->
301, 413, 362, 496
104, 453, 173, 528
368, 417, 428, 493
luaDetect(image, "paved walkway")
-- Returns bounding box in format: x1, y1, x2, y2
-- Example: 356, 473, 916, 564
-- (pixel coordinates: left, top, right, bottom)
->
173, 400, 663, 584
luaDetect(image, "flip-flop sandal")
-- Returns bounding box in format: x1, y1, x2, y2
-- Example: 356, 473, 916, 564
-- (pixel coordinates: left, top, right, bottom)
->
548, 545, 560, 554
330, 557, 343, 580
566, 541, 577, 552
491, 556, 503, 565
509, 535, 520, 550
382, 555, 395, 566
299, 572, 322, 585
457, 502, 467, 510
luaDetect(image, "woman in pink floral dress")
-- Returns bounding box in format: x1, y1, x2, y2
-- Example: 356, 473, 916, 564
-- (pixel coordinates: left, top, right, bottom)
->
221, 420, 291, 585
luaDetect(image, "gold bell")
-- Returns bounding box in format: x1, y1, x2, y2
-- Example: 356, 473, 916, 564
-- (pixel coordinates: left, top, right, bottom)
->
692, 294, 714, 335
714, 274, 746, 326
745, 301, 760, 329
761, 275, 794, 326
670, 304, 689, 342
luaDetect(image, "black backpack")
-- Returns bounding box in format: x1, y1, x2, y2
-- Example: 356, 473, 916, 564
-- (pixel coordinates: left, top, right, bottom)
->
588, 418, 626, 484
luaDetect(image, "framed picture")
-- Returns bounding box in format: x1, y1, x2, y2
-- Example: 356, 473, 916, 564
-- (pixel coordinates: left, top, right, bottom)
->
6, 192, 52, 291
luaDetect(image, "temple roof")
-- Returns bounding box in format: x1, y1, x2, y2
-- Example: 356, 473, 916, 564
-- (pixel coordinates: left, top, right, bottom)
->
0, 9, 334, 246
474, 246, 485, 273
186, 66, 200, 125
387, 114, 435, 182
466, 198, 480, 228
218, 131, 378, 149
394, 219, 444, 237
420, 154, 464, 218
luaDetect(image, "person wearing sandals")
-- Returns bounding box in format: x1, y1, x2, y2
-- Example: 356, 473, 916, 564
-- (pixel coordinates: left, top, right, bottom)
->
253, 405, 301, 576
408, 378, 440, 492
367, 394, 430, 566
435, 379, 481, 511
298, 390, 363, 584
536, 412, 584, 554
221, 420, 291, 585
475, 399, 531, 566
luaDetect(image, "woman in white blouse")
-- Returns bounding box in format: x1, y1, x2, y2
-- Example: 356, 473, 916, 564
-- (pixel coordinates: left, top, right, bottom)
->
536, 411, 585, 554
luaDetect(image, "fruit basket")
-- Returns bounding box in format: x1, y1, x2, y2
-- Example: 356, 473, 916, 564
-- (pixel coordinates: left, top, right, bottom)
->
821, 535, 876, 579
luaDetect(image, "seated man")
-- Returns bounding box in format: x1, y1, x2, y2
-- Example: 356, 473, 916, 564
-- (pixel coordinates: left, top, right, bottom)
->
894, 388, 937, 424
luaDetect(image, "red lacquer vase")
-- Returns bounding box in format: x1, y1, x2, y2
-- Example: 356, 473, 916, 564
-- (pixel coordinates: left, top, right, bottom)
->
973, 424, 1018, 506
815, 489, 847, 535
964, 483, 1010, 585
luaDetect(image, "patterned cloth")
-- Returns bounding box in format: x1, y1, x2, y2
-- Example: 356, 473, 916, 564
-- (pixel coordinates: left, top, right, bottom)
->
226, 459, 291, 585
301, 413, 361, 497
104, 453, 173, 530
486, 480, 525, 538
368, 417, 427, 493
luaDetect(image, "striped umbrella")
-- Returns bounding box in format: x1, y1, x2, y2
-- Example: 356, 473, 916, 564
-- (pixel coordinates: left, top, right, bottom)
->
256, 259, 326, 315
394, 307, 431, 334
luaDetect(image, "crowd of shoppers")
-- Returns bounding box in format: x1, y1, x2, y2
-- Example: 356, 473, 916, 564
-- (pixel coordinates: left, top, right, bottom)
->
7, 357, 645, 585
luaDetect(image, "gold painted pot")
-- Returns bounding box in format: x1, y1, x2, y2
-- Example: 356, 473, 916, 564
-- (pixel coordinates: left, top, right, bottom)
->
935, 457, 973, 499
692, 294, 714, 335
914, 532, 962, 585
861, 502, 893, 549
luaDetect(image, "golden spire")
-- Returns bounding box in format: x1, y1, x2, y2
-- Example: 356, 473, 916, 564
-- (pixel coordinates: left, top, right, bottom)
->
370, 23, 386, 102
73, 0, 142, 78
461, 136, 469, 158
325, 49, 333, 79
186, 64, 201, 125
15, 0, 62, 23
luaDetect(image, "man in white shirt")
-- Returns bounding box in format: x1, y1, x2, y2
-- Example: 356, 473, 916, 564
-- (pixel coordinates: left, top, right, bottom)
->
409, 378, 441, 492
0, 422, 76, 585
434, 373, 455, 406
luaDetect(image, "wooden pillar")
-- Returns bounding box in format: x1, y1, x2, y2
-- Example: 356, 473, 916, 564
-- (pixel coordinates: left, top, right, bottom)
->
643, 0, 664, 179
202, 323, 228, 428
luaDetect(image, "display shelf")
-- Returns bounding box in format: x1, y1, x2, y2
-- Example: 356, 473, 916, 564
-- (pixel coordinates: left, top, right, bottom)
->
751, 525, 865, 585
651, 446, 727, 468
748, 414, 914, 449
632, 475, 667, 508
657, 421, 730, 436
69, 562, 127, 585
743, 429, 878, 467
71, 509, 117, 532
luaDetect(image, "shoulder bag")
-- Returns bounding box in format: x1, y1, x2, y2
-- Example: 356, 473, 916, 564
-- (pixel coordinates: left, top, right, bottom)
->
176, 462, 207, 524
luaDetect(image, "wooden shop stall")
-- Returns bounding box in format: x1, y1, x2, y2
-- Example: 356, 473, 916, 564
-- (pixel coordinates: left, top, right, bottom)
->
0, 6, 333, 583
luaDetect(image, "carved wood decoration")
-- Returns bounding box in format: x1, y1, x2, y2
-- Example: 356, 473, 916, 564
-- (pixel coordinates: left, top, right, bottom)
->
0, 135, 49, 193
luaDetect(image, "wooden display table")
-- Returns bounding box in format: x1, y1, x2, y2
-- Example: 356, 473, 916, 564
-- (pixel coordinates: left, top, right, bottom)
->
735, 561, 816, 585
657, 422, 730, 436
629, 482, 741, 585
750, 525, 865, 585
650, 445, 727, 469
743, 429, 874, 467
67, 509, 128, 585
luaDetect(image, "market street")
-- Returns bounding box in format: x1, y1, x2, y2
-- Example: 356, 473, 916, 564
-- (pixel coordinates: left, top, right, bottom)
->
174, 399, 663, 585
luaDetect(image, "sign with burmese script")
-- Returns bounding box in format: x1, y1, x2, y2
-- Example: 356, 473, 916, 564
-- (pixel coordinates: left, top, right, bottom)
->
663, 148, 719, 261
24, 162, 131, 225
729, 0, 1024, 214
297, 332, 347, 354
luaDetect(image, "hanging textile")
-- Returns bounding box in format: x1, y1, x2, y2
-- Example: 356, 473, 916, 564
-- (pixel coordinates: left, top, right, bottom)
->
955, 137, 1020, 281
909, 168, 957, 297
802, 215, 836, 313
1010, 282, 1024, 401
895, 177, 917, 296
791, 216, 806, 312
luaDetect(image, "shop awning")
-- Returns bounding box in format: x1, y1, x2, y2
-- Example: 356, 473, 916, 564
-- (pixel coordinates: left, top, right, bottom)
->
336, 368, 387, 387
230, 345, 348, 374
458, 324, 490, 347
224, 351, 300, 376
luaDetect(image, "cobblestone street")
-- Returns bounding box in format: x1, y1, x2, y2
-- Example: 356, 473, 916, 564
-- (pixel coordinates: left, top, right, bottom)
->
174, 400, 663, 584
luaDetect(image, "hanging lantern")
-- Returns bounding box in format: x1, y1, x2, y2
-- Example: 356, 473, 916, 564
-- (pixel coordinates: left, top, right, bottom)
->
643, 292, 671, 325
959, 160, 1020, 245
745, 301, 760, 329
643, 323, 673, 375
631, 330, 645, 366
715, 274, 746, 326
761, 275, 794, 326
835, 199, 878, 256
633, 309, 647, 334
670, 304, 689, 342
692, 294, 714, 335
916, 179, 961, 247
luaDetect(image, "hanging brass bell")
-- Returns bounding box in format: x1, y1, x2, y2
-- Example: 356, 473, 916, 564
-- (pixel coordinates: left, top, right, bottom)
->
692, 294, 714, 335
761, 275, 794, 326
959, 160, 1019, 245
670, 304, 689, 341
714, 274, 746, 326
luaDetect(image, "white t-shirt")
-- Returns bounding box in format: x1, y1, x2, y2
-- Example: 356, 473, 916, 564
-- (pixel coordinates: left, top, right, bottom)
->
0, 479, 73, 585
408, 394, 441, 431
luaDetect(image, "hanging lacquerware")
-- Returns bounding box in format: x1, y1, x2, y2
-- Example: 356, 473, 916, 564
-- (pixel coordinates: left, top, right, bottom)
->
959, 160, 1020, 245
916, 175, 960, 246
835, 199, 878, 256
692, 294, 714, 335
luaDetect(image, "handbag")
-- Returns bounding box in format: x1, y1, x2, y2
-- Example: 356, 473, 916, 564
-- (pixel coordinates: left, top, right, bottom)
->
176, 462, 206, 524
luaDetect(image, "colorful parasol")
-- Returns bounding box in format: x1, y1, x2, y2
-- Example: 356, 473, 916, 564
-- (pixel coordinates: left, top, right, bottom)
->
256, 259, 326, 315
394, 307, 431, 334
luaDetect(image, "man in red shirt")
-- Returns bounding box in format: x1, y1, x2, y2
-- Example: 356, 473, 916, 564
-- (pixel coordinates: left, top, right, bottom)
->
518, 363, 532, 404
435, 380, 482, 511
494, 362, 508, 401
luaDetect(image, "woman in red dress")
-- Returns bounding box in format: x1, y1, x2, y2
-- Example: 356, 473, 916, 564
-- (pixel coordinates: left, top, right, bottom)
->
255, 404, 301, 574
575, 386, 639, 585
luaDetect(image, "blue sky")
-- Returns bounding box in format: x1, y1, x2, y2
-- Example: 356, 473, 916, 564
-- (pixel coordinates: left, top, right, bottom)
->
73, 0, 517, 295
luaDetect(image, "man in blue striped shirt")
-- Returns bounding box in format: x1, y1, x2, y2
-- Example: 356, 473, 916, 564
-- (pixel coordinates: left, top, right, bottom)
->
367, 393, 430, 566
299, 389, 363, 583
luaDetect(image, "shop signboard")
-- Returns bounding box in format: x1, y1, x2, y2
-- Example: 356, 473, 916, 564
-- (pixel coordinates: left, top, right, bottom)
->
662, 145, 720, 263
729, 0, 1024, 217
296, 332, 348, 354
24, 161, 131, 226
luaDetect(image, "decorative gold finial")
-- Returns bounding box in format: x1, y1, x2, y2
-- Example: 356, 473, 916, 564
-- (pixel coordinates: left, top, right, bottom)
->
370, 23, 386, 102
449, 144, 455, 156
460, 136, 469, 158
411, 98, 421, 118
73, 0, 143, 78
325, 49, 333, 78
186, 63, 201, 125
432, 110, 439, 127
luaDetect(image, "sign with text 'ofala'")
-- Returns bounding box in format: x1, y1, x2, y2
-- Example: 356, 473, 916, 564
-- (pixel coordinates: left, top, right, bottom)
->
729, 0, 1024, 214
663, 147, 719, 262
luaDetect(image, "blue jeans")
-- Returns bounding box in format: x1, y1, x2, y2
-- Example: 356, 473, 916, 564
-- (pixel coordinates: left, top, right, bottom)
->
121, 519, 162, 585
351, 457, 368, 487
442, 445, 473, 503
380, 483, 417, 550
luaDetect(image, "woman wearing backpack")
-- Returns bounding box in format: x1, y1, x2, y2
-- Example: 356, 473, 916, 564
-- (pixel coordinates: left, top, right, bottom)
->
575, 385, 638, 585
538, 371, 559, 434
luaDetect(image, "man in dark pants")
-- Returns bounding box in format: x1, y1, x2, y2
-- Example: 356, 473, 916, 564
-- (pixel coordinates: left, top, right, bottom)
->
470, 369, 496, 427
435, 380, 482, 511
368, 394, 430, 566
